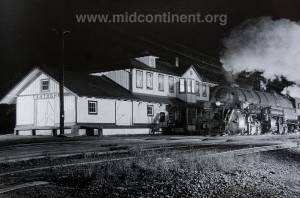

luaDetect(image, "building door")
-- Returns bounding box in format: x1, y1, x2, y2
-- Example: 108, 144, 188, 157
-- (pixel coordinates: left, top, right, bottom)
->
36, 99, 55, 126
116, 101, 132, 126
187, 108, 197, 132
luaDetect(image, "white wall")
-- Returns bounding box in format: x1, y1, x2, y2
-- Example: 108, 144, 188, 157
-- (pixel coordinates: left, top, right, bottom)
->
77, 98, 168, 126
103, 128, 149, 135
105, 70, 130, 90
16, 96, 34, 125
77, 98, 116, 123
54, 95, 76, 124
132, 101, 148, 123
20, 73, 70, 96
17, 72, 76, 127
132, 68, 177, 97
116, 100, 132, 125
180, 66, 210, 102
132, 101, 167, 124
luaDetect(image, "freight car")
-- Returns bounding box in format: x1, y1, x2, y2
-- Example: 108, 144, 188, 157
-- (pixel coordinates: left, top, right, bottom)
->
199, 86, 300, 135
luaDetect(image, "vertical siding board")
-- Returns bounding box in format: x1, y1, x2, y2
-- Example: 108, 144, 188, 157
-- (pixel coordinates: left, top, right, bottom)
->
104, 70, 130, 90
116, 100, 132, 126
133, 102, 148, 124
16, 96, 34, 125
77, 98, 115, 124
20, 73, 69, 96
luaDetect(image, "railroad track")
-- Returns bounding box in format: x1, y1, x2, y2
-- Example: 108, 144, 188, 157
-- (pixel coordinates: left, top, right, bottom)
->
0, 142, 296, 177
0, 142, 298, 195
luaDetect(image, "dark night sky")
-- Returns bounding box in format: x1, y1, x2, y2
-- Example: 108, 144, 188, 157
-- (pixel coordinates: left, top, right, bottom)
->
1, 0, 300, 97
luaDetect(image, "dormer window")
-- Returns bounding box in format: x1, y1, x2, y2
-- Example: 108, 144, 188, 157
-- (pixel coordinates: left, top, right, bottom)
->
41, 79, 49, 92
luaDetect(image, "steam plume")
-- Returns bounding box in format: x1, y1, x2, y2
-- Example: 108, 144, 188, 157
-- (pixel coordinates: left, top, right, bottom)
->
221, 17, 300, 97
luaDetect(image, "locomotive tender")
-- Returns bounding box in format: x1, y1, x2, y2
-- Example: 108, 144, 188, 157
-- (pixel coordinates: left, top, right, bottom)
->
201, 86, 300, 135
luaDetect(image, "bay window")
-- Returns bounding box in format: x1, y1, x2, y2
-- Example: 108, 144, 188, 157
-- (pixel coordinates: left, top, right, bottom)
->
179, 78, 185, 93
196, 81, 200, 95
202, 84, 207, 97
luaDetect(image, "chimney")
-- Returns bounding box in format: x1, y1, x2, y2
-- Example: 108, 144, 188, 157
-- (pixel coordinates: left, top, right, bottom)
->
175, 57, 179, 67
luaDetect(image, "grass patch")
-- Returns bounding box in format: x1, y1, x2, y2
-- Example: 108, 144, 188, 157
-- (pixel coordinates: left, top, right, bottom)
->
43, 148, 263, 197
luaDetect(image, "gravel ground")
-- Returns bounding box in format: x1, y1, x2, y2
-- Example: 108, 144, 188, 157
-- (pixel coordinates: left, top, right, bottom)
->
1, 148, 300, 198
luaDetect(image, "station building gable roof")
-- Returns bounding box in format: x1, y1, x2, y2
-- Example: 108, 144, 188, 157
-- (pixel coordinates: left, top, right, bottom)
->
0, 66, 186, 106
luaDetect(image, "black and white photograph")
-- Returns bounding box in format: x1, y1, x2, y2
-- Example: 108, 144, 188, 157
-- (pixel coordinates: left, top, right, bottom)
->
1, 0, 300, 197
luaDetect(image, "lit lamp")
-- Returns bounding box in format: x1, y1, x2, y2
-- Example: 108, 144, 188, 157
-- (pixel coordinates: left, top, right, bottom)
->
216, 101, 222, 106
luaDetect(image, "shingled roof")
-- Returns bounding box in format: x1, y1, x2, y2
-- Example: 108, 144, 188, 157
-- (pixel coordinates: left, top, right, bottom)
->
1, 65, 188, 107
43, 66, 188, 105
39, 66, 139, 100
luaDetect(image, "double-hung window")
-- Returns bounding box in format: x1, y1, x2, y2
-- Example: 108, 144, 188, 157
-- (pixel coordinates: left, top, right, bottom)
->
179, 78, 185, 93
158, 74, 164, 91
136, 70, 143, 88
191, 80, 195, 93
202, 84, 207, 97
146, 72, 153, 89
196, 81, 200, 96
41, 79, 49, 92
88, 101, 98, 114
187, 79, 192, 93
147, 105, 154, 116
168, 76, 174, 93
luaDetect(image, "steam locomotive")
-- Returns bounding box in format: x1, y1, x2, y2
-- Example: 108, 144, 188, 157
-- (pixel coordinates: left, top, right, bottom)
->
200, 86, 300, 135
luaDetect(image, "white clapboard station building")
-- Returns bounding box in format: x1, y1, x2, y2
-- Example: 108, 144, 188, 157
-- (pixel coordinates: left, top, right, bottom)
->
0, 54, 217, 136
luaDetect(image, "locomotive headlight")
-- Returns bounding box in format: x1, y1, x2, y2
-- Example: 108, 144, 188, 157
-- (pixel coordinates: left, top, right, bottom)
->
216, 101, 221, 106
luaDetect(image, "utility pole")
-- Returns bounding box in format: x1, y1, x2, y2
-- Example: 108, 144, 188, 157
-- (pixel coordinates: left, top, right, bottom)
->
59, 18, 65, 135
59, 0, 68, 135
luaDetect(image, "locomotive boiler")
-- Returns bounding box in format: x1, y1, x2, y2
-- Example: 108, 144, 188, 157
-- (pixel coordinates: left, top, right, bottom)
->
201, 86, 300, 135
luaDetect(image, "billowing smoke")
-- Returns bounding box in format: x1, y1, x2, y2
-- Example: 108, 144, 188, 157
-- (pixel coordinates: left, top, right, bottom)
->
221, 17, 300, 97
282, 85, 300, 97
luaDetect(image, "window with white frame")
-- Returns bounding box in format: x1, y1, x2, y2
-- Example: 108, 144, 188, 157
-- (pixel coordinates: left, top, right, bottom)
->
196, 81, 200, 95
147, 105, 154, 116
191, 80, 195, 93
202, 84, 207, 97
136, 70, 143, 88
187, 79, 192, 93
158, 74, 164, 91
179, 78, 185, 93
88, 101, 98, 114
41, 79, 50, 91
168, 76, 174, 93
146, 72, 153, 89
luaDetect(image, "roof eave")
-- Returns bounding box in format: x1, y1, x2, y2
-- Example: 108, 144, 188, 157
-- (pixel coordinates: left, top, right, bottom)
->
0, 67, 41, 105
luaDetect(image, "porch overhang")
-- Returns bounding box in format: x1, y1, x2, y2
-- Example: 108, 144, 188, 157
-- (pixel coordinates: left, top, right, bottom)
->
134, 94, 187, 106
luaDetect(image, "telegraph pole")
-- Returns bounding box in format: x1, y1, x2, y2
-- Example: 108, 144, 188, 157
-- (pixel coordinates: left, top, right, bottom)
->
59, 0, 67, 135
59, 19, 65, 135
